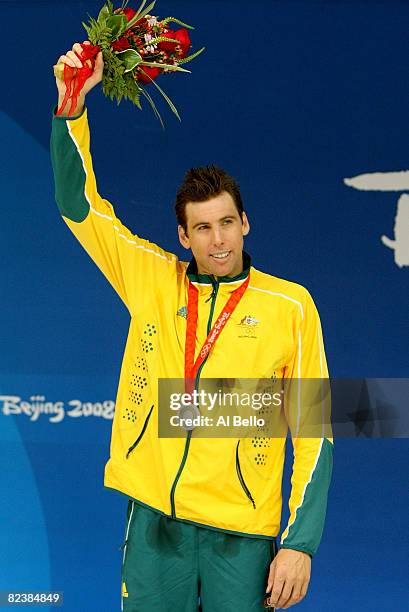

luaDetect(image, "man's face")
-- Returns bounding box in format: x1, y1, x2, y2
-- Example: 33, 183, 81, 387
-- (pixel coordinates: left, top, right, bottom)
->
178, 191, 250, 278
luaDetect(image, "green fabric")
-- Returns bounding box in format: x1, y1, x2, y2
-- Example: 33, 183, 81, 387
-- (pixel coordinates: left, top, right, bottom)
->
186, 252, 251, 284
121, 501, 277, 611
50, 115, 90, 222
280, 438, 333, 556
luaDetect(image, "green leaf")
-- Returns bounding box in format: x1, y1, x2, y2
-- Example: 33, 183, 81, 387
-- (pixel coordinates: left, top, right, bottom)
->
116, 49, 142, 72
139, 61, 190, 73
141, 89, 164, 129
127, 1, 156, 28
130, 0, 148, 20
147, 36, 180, 46
98, 3, 111, 22
176, 46, 206, 65
107, 14, 127, 37
161, 17, 194, 30
140, 69, 181, 121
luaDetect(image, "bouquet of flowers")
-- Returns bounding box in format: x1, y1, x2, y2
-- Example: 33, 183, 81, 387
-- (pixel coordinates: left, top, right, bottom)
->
54, 0, 204, 125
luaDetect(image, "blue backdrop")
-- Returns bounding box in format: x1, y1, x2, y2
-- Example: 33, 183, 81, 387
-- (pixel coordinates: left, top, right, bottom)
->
1, 1, 408, 610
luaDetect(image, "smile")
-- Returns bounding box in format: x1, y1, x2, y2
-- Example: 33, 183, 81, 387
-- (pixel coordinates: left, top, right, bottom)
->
210, 251, 231, 260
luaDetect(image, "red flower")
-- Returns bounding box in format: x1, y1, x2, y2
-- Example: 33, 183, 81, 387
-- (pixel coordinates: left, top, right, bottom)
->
112, 36, 131, 51
136, 65, 162, 84
123, 7, 136, 21
174, 29, 191, 57
157, 29, 177, 52
158, 28, 191, 57
135, 16, 149, 30
130, 33, 143, 46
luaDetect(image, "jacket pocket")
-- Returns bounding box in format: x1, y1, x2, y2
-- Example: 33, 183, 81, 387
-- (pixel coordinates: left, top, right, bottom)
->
126, 405, 154, 459
235, 440, 256, 509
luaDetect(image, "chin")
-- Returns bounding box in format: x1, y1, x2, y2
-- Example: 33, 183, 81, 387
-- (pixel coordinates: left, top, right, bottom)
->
198, 253, 239, 277
211, 263, 236, 278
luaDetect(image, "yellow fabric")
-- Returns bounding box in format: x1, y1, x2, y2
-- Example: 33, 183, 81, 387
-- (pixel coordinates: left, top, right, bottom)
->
56, 109, 332, 544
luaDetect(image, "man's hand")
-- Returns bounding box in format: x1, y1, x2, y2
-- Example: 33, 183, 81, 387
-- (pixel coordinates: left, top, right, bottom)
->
265, 548, 311, 609
54, 41, 104, 116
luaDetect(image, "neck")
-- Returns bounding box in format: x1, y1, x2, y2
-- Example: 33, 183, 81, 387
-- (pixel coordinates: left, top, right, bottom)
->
196, 267, 244, 279
197, 256, 244, 279
187, 252, 250, 283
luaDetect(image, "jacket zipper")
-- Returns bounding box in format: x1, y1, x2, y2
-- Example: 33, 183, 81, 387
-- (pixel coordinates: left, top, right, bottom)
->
236, 440, 256, 509
170, 278, 219, 519
126, 405, 154, 459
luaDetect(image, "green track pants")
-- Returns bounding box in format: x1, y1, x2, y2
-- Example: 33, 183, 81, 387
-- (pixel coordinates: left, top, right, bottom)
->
121, 501, 277, 611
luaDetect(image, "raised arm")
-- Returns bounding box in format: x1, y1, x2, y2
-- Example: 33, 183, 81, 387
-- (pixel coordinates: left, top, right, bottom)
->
50, 42, 178, 314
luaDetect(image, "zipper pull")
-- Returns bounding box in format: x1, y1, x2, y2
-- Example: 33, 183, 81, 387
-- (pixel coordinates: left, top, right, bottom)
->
205, 278, 218, 302
205, 288, 216, 303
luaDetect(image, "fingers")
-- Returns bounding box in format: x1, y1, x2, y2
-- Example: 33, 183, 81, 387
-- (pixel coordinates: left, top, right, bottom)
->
266, 549, 311, 609
266, 559, 276, 594
271, 573, 310, 608
278, 580, 307, 608
95, 51, 104, 69
275, 580, 293, 608
270, 571, 308, 610
269, 572, 285, 608
72, 42, 84, 57
272, 574, 309, 608
57, 54, 75, 69
55, 40, 102, 95
56, 43, 86, 69
56, 51, 81, 69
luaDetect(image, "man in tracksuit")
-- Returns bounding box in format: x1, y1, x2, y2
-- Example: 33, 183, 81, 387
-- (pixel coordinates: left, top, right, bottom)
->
51, 44, 333, 611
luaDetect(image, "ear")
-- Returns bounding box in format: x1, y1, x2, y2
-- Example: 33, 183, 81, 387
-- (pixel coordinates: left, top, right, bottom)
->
242, 212, 250, 237
178, 224, 191, 250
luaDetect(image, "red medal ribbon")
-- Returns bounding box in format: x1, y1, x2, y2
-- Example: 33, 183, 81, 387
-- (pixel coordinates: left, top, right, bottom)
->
56, 43, 100, 117
184, 275, 250, 395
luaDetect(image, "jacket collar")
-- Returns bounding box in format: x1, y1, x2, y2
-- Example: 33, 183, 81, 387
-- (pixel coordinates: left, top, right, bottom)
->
186, 252, 251, 285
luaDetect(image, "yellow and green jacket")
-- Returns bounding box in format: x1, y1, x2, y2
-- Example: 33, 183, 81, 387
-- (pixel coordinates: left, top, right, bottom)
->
50, 108, 333, 557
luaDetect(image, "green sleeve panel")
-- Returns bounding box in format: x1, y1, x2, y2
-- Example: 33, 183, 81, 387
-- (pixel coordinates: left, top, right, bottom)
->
280, 437, 333, 557
50, 107, 90, 222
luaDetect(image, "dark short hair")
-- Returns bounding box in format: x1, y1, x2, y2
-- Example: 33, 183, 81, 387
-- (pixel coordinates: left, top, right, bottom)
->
175, 165, 244, 233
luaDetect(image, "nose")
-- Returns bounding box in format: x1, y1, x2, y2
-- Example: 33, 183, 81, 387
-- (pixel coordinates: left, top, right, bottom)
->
211, 227, 224, 247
